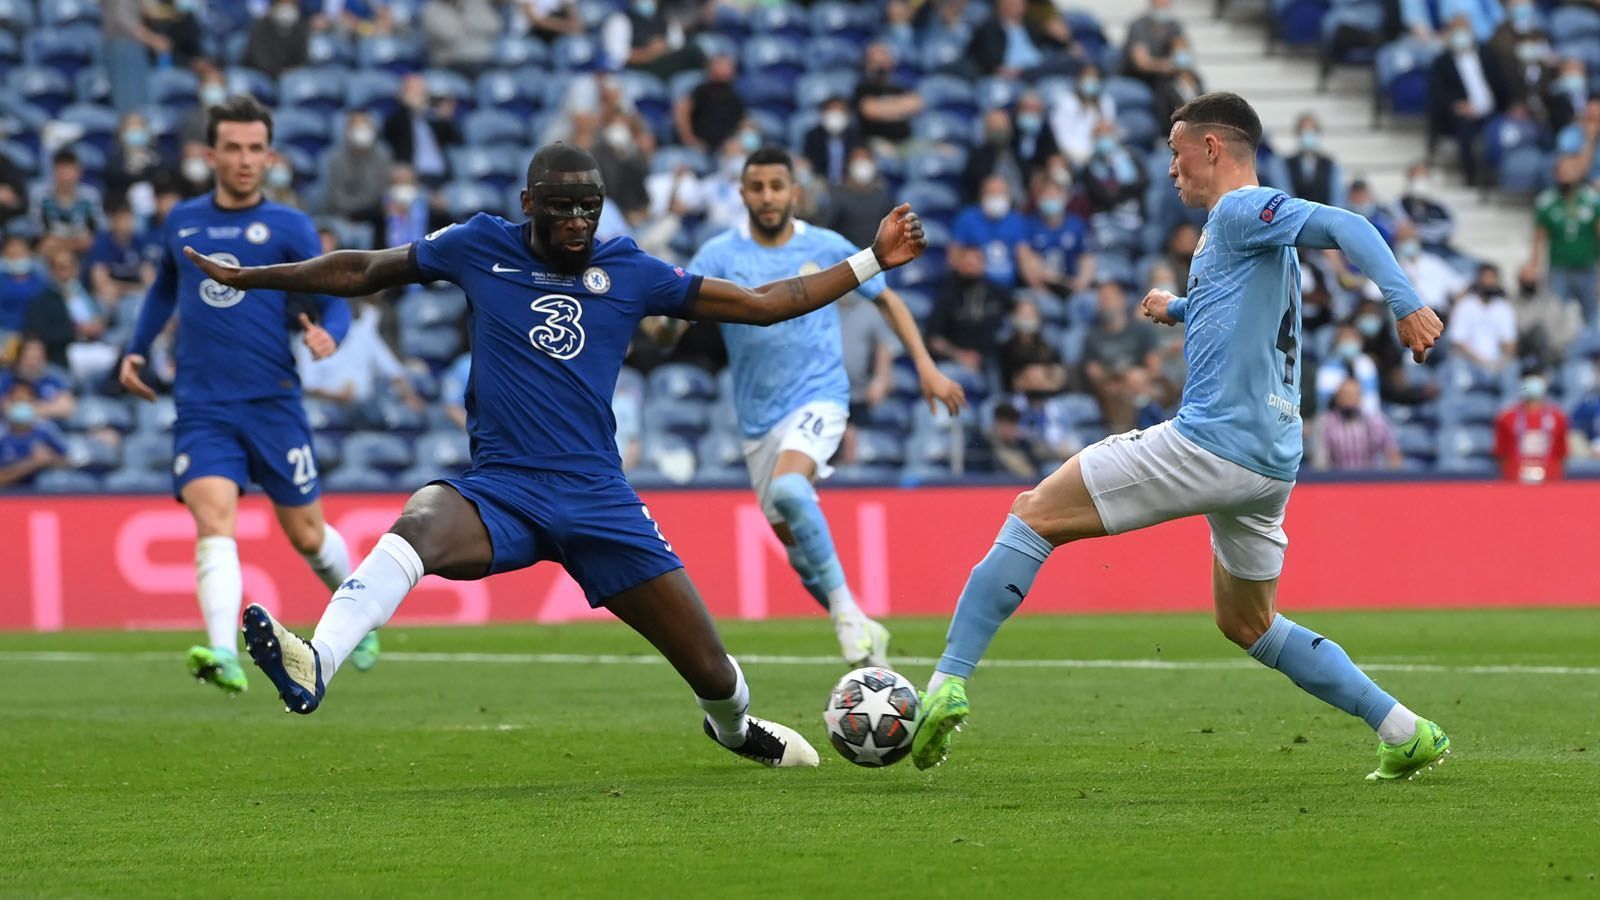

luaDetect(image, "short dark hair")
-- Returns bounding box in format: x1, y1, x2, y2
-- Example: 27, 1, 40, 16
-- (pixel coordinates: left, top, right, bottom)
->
527, 142, 601, 187
1170, 91, 1262, 158
742, 146, 793, 175
206, 94, 274, 147
51, 148, 79, 167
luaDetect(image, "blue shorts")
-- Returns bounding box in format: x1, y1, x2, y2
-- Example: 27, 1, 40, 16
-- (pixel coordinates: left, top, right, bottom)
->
438, 466, 684, 607
172, 396, 321, 507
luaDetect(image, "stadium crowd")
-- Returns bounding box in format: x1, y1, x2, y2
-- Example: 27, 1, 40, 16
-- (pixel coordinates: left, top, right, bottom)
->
1, 0, 1599, 493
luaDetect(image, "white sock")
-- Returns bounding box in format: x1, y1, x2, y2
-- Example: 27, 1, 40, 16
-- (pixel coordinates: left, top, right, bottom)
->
311, 533, 423, 681
195, 535, 242, 652
300, 523, 351, 592
696, 655, 750, 747
1377, 702, 1420, 745
926, 670, 955, 696
826, 585, 862, 621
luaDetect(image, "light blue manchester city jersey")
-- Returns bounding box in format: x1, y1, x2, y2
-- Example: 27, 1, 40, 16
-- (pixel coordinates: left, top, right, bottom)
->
1172, 186, 1316, 482
688, 220, 887, 438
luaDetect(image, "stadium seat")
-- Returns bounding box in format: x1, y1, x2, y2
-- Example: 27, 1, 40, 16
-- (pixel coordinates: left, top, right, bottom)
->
742, 34, 804, 81
1436, 424, 1496, 462
119, 432, 170, 472
739, 71, 797, 119
810, 1, 874, 42
920, 75, 979, 119
306, 31, 355, 67
1395, 422, 1436, 462
66, 396, 133, 433
552, 34, 601, 72
855, 427, 907, 467
346, 69, 401, 117
976, 76, 1021, 112
650, 144, 710, 176
274, 107, 333, 158
649, 363, 718, 402
56, 102, 119, 154
1103, 76, 1154, 112
356, 34, 427, 73
1497, 145, 1550, 195
415, 429, 471, 471
831, 463, 900, 484
1551, 5, 1600, 42
64, 433, 119, 473
476, 68, 544, 118
311, 433, 344, 472
133, 396, 177, 433
422, 69, 476, 111
1047, 392, 1104, 428
750, 3, 809, 39
400, 322, 463, 363
32, 468, 101, 493
324, 465, 395, 492
642, 434, 698, 484
398, 287, 468, 330
225, 67, 278, 106
103, 467, 170, 493
448, 146, 523, 191
279, 68, 348, 115
911, 111, 976, 147
0, 29, 20, 68
22, 25, 98, 78
1270, 0, 1329, 47
7, 66, 73, 116
40, 0, 97, 27
150, 68, 198, 109
643, 398, 710, 439
1116, 107, 1162, 150
919, 31, 969, 74
494, 35, 550, 69
795, 71, 858, 113
0, 140, 36, 177
0, 0, 35, 31
695, 430, 743, 472
1374, 39, 1437, 120
804, 35, 862, 72
342, 431, 414, 472
464, 106, 529, 149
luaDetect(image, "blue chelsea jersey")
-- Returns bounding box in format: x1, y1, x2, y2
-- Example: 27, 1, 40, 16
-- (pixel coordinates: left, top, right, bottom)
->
411, 214, 703, 474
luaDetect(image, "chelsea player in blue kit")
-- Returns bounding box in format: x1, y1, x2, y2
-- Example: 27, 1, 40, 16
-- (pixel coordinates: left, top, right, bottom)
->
118, 96, 378, 695
185, 144, 929, 767
687, 148, 966, 668
913, 93, 1454, 781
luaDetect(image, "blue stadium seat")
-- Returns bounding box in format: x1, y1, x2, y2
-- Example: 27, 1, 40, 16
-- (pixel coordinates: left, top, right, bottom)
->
1497, 144, 1551, 194
324, 465, 395, 492
463, 108, 526, 149
650, 144, 710, 175
919, 31, 969, 73
273, 107, 333, 158
1436, 424, 1495, 462
810, 1, 875, 42
1395, 422, 1436, 462
801, 35, 862, 73
495, 35, 550, 69
33, 468, 102, 493
56, 103, 119, 154
1556, 36, 1600, 69
120, 432, 170, 472
22, 26, 98, 78
0, 29, 20, 68
279, 145, 318, 179
225, 67, 278, 106
279, 68, 348, 115
104, 468, 169, 493
342, 431, 414, 471
692, 31, 738, 63
855, 427, 907, 466
221, 31, 250, 67
739, 70, 798, 118
346, 69, 401, 117
423, 69, 476, 111
1064, 9, 1108, 58
1116, 107, 1161, 149
40, 0, 98, 27
920, 74, 979, 119
695, 430, 743, 471
307, 31, 355, 67
0, 139, 36, 177
448, 146, 522, 190
356, 34, 427, 73
312, 433, 344, 472
643, 397, 710, 437
1375, 39, 1438, 119
1048, 392, 1104, 427
0, 0, 35, 31
415, 429, 471, 470
552, 34, 601, 72
1104, 76, 1154, 112
1270, 0, 1329, 47
64, 433, 119, 473
649, 363, 718, 402
750, 2, 809, 39
66, 395, 133, 433
398, 287, 468, 330
134, 396, 177, 433
911, 111, 976, 146
976, 76, 1021, 112
742, 34, 805, 81
401, 323, 463, 363
301, 398, 348, 431
73, 66, 109, 105
795, 70, 858, 113
1551, 5, 1600, 42
476, 68, 544, 118
7, 66, 73, 116
150, 68, 198, 109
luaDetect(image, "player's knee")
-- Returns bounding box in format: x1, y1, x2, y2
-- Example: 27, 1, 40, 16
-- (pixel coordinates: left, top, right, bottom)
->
1215, 610, 1271, 649
284, 520, 324, 557
1009, 490, 1050, 533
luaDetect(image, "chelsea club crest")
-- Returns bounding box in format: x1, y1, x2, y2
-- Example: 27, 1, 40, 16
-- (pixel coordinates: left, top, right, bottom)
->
582, 267, 611, 294
245, 222, 271, 244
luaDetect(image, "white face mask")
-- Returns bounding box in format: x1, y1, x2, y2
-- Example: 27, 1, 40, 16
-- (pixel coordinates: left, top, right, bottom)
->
848, 158, 876, 184
603, 122, 632, 149
182, 156, 209, 184
981, 194, 1010, 219
271, 3, 299, 27
389, 183, 418, 207
820, 110, 849, 135
348, 124, 376, 148
1407, 176, 1432, 198
201, 84, 227, 107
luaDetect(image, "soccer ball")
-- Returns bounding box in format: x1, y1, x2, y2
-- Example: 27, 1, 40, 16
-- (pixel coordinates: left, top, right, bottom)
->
823, 667, 921, 767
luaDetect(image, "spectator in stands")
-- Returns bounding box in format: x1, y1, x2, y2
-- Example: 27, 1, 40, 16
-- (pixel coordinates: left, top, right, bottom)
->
1398, 162, 1457, 250
918, 0, 975, 50
1164, 221, 1200, 285
320, 0, 396, 37
968, 0, 1078, 79
828, 148, 894, 252
298, 296, 423, 429
675, 53, 745, 154
323, 112, 393, 238
803, 97, 863, 188
592, 115, 654, 227
984, 400, 1048, 479
382, 166, 432, 248
1315, 322, 1383, 413
0, 236, 47, 350
30, 151, 102, 256
1155, 37, 1205, 125
1526, 155, 1600, 325
1122, 0, 1185, 89
1344, 179, 1398, 245
835, 288, 895, 465
1496, 368, 1567, 482
1310, 377, 1401, 471
0, 128, 26, 229
1284, 113, 1346, 208
262, 158, 300, 208
32, 248, 105, 371
953, 174, 1033, 290
1083, 280, 1160, 432
421, 0, 501, 74
440, 349, 471, 431
1543, 56, 1588, 134
2, 336, 75, 421
87, 203, 154, 306
965, 108, 1026, 200
1566, 357, 1600, 459
104, 113, 167, 211
1083, 121, 1146, 215
145, 0, 205, 67
612, 366, 643, 474
520, 0, 584, 43
181, 67, 229, 147
1122, 365, 1172, 429
383, 74, 463, 190
999, 299, 1067, 395
1428, 14, 1514, 186
1515, 266, 1581, 370
600, 0, 702, 79
854, 42, 924, 153
928, 245, 1011, 376
102, 0, 170, 113
1395, 219, 1467, 314
245, 0, 312, 77
1405, 0, 1503, 43
1049, 64, 1115, 168
0, 382, 66, 488
1449, 263, 1518, 376
176, 142, 213, 198
1020, 177, 1093, 296
1011, 90, 1060, 183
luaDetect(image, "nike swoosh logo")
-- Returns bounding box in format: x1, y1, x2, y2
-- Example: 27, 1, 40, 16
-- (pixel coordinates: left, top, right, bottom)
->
1004, 584, 1024, 600
178, 227, 201, 238
1403, 737, 1422, 758
299, 483, 315, 495
492, 263, 519, 273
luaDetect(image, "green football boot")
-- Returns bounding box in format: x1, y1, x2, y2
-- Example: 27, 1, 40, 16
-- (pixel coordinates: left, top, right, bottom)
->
1366, 718, 1451, 782
185, 645, 247, 694
911, 676, 969, 770
349, 631, 380, 673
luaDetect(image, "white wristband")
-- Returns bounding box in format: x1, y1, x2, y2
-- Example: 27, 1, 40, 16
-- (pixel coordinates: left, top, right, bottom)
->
846, 248, 881, 285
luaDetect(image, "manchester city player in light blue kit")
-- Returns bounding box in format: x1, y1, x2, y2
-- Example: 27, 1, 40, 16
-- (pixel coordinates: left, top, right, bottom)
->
688, 148, 965, 668
185, 144, 929, 768
913, 93, 1453, 782
118, 96, 379, 695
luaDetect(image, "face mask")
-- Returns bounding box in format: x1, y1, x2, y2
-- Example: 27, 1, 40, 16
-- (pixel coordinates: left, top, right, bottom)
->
182, 156, 209, 184
1172, 50, 1194, 70
634, 0, 657, 15
1511, 3, 1535, 29
1, 257, 31, 276
739, 130, 761, 153
1038, 196, 1065, 218
1562, 74, 1587, 94
1298, 131, 1319, 153
1449, 30, 1473, 53
1516, 41, 1546, 64
201, 84, 227, 107
1522, 375, 1548, 400
1356, 314, 1382, 337
266, 166, 292, 188
1337, 404, 1361, 421
349, 124, 376, 148
1013, 315, 1040, 335
603, 122, 632, 148
1336, 341, 1361, 360
389, 183, 418, 207
1407, 176, 1432, 198
981, 195, 1010, 219
1049, 167, 1071, 188
1397, 239, 1421, 259
848, 158, 876, 184
1153, 8, 1175, 24
1079, 78, 1101, 98
123, 128, 150, 149
1016, 111, 1042, 133
1094, 135, 1118, 156
271, 4, 299, 27
6, 401, 35, 427
821, 110, 849, 135
174, 0, 199, 11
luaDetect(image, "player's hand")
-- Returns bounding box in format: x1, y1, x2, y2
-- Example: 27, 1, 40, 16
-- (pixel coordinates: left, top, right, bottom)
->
1140, 289, 1179, 326
872, 203, 927, 269
299, 313, 337, 360
118, 354, 157, 402
183, 246, 253, 289
1396, 306, 1444, 363
918, 366, 967, 415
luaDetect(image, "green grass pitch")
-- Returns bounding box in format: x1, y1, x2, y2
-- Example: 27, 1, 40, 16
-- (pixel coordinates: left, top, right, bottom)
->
2, 609, 1598, 899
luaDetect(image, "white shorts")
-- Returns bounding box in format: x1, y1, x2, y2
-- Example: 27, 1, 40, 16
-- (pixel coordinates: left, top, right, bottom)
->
1077, 420, 1294, 581
742, 400, 848, 523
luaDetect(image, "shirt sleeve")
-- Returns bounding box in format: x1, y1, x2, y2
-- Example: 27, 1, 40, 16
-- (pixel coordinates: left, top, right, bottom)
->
126, 221, 178, 358
1295, 203, 1424, 320
636, 248, 704, 318
1222, 191, 1318, 252
409, 217, 475, 284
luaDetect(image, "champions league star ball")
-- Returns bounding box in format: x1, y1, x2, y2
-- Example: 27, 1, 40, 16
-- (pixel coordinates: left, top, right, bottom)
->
824, 667, 921, 767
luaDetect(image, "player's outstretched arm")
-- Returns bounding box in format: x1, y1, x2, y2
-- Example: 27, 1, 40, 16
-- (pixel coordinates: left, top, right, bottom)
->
687, 204, 926, 326
182, 245, 423, 298
1295, 205, 1443, 362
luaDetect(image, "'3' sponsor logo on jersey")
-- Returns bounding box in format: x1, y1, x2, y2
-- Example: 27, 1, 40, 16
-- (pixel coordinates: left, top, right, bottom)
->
198, 251, 245, 308
528, 293, 585, 360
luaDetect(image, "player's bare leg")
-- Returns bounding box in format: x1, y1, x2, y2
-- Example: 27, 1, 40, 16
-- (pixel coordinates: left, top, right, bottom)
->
181, 476, 248, 693
766, 449, 889, 667
605, 569, 818, 768
1213, 559, 1449, 779
273, 499, 374, 671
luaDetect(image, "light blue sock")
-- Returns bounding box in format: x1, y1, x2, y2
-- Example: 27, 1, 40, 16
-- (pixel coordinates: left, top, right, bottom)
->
783, 541, 831, 611
1248, 614, 1398, 731
935, 515, 1054, 679
769, 473, 848, 605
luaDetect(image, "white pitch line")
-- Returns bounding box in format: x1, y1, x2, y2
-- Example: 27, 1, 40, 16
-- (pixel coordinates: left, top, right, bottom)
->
0, 650, 1597, 676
